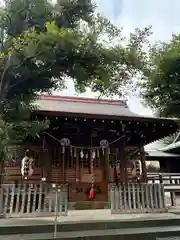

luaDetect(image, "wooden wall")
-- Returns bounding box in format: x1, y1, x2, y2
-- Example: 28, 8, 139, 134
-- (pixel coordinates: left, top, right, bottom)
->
3, 167, 41, 183
2, 145, 144, 184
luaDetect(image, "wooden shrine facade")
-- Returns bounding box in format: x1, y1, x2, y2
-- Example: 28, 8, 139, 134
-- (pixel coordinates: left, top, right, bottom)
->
2, 95, 178, 208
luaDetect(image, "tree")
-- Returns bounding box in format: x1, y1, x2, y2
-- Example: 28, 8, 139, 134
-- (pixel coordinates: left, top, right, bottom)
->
0, 0, 151, 166
140, 34, 180, 118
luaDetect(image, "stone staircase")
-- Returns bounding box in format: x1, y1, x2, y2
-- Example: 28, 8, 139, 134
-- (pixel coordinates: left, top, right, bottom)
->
1, 213, 180, 239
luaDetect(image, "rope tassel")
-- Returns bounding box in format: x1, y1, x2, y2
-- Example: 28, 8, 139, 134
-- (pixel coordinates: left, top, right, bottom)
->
89, 149, 95, 199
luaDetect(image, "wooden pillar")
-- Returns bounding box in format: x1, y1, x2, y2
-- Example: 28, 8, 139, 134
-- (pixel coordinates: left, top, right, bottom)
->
169, 176, 176, 206
62, 147, 65, 183
120, 145, 126, 183
104, 148, 109, 183
41, 148, 51, 182
140, 147, 147, 183
75, 149, 80, 182
125, 155, 130, 184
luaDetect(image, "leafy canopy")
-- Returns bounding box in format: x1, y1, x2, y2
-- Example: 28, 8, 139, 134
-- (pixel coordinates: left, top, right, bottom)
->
140, 34, 180, 118
0, 0, 151, 158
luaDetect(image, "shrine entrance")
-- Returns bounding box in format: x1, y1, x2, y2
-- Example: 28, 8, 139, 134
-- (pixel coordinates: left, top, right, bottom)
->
43, 133, 145, 210
49, 144, 110, 210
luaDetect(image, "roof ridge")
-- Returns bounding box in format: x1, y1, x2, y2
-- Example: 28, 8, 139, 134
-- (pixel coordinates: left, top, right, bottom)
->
40, 94, 128, 107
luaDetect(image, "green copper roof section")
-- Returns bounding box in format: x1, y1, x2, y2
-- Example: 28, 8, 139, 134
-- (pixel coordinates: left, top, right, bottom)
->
160, 132, 180, 153
146, 149, 180, 158
160, 141, 180, 153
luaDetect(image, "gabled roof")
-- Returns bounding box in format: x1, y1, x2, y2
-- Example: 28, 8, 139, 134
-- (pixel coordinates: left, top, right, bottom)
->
34, 95, 179, 145
36, 95, 139, 119
35, 95, 178, 125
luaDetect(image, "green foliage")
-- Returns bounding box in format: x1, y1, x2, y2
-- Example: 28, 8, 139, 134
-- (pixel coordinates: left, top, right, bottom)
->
0, 0, 152, 99
140, 34, 180, 117
146, 163, 159, 173
0, 0, 151, 162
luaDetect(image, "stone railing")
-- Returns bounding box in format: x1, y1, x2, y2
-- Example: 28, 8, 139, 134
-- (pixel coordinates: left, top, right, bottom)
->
109, 183, 166, 214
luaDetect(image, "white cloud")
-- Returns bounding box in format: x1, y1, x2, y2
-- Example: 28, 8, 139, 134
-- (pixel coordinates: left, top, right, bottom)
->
116, 0, 180, 42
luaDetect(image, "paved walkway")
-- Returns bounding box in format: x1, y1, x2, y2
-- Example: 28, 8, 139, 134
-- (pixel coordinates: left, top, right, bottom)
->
0, 210, 179, 227
0, 210, 180, 239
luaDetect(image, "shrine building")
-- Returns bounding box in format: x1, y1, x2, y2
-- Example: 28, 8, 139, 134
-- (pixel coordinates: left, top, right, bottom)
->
3, 95, 178, 209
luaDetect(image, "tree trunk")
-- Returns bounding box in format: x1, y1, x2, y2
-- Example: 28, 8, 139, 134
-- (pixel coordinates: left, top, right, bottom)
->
0, 159, 4, 217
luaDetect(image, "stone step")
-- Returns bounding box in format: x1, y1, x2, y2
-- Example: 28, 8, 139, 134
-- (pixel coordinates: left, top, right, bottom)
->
1, 216, 180, 235
1, 226, 180, 240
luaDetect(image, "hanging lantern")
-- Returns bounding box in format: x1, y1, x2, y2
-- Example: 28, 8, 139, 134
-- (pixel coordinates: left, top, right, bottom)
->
21, 150, 34, 179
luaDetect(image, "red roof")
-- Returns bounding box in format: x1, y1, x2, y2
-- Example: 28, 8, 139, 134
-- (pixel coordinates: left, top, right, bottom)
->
35, 95, 177, 126
40, 95, 126, 106
36, 94, 139, 119
34, 95, 179, 144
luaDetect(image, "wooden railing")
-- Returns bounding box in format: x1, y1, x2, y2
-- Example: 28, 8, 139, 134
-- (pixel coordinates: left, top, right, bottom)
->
147, 172, 180, 185
147, 173, 180, 207
3, 167, 42, 183
0, 183, 68, 218
109, 183, 166, 214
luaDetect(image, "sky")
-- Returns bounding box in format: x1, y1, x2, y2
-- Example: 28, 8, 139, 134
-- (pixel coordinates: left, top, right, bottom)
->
59, 0, 180, 118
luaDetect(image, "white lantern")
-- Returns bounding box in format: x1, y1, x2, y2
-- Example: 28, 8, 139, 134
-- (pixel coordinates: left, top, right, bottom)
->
21, 156, 34, 178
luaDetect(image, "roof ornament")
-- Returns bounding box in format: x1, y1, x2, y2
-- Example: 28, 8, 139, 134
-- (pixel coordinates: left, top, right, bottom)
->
60, 138, 71, 146
100, 139, 109, 155
100, 139, 109, 148
60, 138, 71, 154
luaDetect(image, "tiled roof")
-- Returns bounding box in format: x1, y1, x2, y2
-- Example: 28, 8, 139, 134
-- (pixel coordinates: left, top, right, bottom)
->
36, 95, 140, 119
35, 95, 178, 126
35, 95, 179, 144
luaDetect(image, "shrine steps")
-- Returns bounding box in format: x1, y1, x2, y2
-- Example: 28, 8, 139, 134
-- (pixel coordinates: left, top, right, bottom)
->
1, 213, 180, 239
68, 201, 109, 210
2, 226, 180, 240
